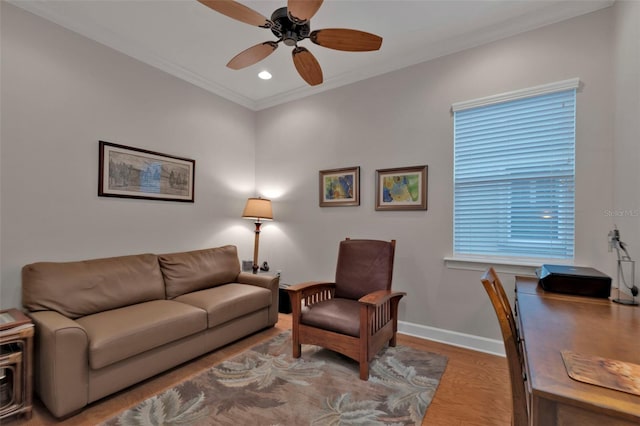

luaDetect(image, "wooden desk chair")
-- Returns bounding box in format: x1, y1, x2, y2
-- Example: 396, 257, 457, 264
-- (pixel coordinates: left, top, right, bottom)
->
286, 238, 405, 380
481, 267, 529, 426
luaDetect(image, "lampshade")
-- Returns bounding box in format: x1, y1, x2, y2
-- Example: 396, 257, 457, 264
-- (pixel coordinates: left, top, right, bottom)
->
242, 198, 273, 220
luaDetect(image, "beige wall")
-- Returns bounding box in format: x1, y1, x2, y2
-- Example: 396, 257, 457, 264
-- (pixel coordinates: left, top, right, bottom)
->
2, 1, 634, 351
255, 6, 617, 344
612, 0, 640, 279
0, 3, 257, 308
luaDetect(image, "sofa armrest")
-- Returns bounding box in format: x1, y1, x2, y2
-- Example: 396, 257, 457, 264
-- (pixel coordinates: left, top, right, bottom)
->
237, 272, 280, 325
29, 310, 90, 418
237, 271, 279, 290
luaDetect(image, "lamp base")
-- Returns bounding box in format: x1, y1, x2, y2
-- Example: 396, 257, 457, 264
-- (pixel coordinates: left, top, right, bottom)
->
252, 221, 261, 275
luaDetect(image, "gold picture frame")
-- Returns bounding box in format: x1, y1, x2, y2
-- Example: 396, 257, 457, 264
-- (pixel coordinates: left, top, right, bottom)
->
375, 165, 428, 211
319, 166, 360, 207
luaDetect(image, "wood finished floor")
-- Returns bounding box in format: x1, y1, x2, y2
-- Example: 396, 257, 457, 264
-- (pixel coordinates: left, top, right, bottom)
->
6, 314, 510, 425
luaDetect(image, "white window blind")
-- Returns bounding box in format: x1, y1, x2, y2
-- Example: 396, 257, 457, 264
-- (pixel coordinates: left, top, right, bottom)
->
453, 83, 577, 259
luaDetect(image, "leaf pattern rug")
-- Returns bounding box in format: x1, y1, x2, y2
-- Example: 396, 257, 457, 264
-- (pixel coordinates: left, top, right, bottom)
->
100, 331, 448, 426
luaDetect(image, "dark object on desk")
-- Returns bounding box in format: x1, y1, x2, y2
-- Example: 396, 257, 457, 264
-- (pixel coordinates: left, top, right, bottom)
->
260, 261, 269, 272
537, 264, 611, 298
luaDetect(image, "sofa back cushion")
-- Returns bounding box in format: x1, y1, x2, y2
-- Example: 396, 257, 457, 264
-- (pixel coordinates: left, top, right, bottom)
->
159, 246, 240, 299
22, 254, 165, 319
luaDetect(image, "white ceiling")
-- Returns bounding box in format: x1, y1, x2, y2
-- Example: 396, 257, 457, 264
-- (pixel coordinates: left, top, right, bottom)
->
10, 0, 613, 111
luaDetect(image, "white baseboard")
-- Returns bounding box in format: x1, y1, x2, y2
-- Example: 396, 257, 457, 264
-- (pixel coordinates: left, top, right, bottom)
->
398, 320, 506, 357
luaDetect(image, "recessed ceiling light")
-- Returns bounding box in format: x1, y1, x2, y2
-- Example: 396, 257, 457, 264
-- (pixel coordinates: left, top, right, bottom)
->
258, 70, 272, 80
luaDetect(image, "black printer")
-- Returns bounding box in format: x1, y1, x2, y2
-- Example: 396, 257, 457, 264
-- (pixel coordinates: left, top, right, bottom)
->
536, 264, 611, 298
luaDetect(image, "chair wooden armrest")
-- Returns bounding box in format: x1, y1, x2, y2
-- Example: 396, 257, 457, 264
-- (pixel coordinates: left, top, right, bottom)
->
358, 290, 405, 346
287, 281, 336, 359
285, 281, 336, 307
286, 281, 335, 295
358, 290, 406, 306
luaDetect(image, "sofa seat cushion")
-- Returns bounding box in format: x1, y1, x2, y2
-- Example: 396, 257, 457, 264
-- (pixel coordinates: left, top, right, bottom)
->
300, 298, 360, 337
76, 300, 207, 369
174, 283, 271, 328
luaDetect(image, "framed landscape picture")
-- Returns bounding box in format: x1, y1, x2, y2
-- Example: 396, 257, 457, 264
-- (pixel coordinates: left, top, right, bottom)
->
319, 166, 360, 207
375, 165, 427, 211
98, 141, 195, 202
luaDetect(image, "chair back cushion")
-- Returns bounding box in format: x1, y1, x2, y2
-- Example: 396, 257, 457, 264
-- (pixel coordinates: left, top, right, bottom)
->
159, 245, 240, 299
22, 254, 165, 319
334, 239, 395, 300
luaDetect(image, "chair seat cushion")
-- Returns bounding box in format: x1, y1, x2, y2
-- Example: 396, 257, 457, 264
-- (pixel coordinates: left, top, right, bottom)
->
301, 298, 360, 337
76, 300, 207, 369
174, 283, 272, 328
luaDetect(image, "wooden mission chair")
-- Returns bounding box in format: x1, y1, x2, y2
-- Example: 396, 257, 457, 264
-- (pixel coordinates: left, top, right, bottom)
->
481, 267, 529, 426
286, 238, 405, 380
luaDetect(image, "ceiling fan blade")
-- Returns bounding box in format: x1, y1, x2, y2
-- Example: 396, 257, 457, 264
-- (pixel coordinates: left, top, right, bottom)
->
287, 0, 323, 23
227, 42, 278, 70
197, 0, 270, 28
310, 28, 383, 52
292, 47, 323, 86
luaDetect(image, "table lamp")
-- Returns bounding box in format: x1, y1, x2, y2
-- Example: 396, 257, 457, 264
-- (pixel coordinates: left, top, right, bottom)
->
608, 226, 639, 305
242, 197, 273, 274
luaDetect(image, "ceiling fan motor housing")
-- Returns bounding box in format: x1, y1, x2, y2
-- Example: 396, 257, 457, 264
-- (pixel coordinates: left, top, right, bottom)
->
270, 7, 310, 46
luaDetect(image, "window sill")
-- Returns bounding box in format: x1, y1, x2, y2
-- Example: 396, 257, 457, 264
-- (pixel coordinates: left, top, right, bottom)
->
444, 255, 574, 276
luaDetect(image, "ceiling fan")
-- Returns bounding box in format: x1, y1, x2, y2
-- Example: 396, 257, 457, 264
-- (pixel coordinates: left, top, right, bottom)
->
197, 0, 383, 86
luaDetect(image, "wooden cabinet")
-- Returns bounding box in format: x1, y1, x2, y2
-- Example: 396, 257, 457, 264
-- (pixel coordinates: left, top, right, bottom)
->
0, 309, 33, 420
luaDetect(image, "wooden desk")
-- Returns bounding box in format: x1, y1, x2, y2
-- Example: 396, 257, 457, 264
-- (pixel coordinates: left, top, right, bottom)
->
515, 277, 640, 425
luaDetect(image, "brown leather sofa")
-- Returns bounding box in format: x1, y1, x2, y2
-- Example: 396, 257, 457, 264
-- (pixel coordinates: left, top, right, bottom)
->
21, 245, 279, 418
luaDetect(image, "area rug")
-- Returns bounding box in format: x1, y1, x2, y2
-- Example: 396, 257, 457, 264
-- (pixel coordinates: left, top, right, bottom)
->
100, 331, 448, 426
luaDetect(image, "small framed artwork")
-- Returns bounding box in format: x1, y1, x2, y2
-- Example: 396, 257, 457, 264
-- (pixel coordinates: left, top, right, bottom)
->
376, 165, 428, 211
242, 260, 254, 272
99, 141, 195, 202
319, 166, 360, 207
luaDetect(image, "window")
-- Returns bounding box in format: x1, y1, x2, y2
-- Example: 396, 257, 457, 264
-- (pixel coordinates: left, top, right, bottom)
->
452, 79, 578, 260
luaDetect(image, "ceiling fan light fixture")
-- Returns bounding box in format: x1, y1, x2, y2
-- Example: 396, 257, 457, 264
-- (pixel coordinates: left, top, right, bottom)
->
258, 70, 272, 80
283, 30, 297, 46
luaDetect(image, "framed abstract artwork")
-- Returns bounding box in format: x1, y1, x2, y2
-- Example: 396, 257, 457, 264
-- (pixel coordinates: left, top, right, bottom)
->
375, 165, 428, 211
98, 141, 195, 202
319, 166, 360, 207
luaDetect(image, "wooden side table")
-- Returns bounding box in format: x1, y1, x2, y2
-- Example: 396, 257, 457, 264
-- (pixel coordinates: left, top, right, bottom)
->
0, 309, 34, 420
